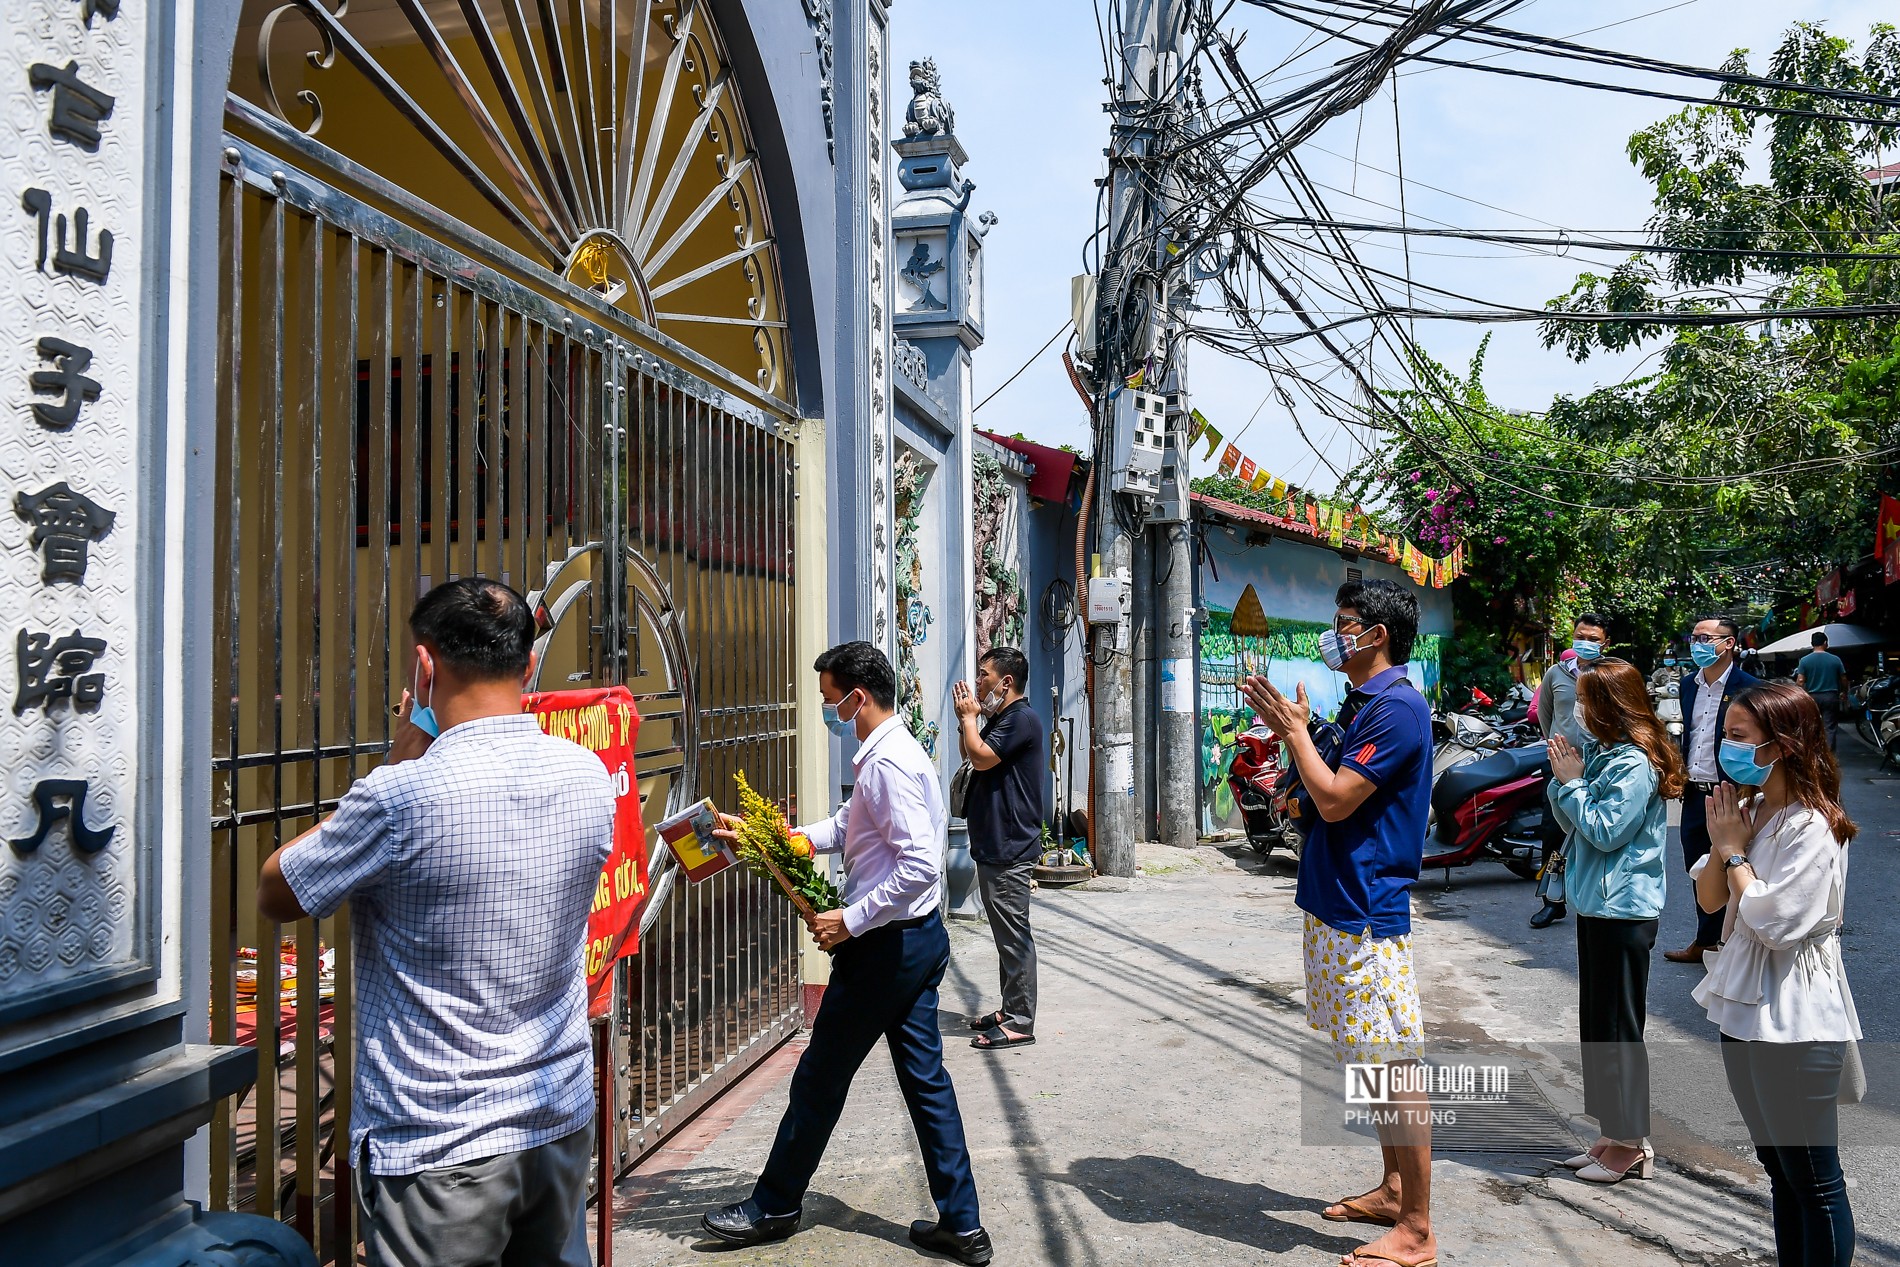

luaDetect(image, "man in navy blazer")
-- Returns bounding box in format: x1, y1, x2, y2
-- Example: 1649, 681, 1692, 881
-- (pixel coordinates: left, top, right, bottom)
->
1667, 615, 1761, 963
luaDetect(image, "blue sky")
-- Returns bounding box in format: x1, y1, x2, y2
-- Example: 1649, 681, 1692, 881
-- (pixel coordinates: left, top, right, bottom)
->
892, 1, 1894, 493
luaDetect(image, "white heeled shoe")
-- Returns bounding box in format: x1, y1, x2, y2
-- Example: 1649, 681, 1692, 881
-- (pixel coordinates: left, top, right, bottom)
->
1576, 1143, 1655, 1184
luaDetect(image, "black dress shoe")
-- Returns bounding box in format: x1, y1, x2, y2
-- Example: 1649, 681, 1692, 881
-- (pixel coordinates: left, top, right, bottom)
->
1529, 901, 1567, 929
700, 1199, 800, 1246
909, 1219, 994, 1265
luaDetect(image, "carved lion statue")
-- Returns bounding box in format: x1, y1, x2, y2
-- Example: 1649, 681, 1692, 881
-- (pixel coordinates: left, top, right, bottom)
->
903, 58, 955, 138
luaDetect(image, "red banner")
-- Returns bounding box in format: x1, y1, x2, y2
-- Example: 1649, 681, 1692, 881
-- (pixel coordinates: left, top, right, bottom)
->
1839, 589, 1858, 617
1817, 568, 1843, 606
522, 686, 645, 1018
1880, 495, 1900, 585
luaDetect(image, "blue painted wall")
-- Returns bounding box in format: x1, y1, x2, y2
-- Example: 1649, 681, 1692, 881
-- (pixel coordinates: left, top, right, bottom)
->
1198, 521, 1454, 831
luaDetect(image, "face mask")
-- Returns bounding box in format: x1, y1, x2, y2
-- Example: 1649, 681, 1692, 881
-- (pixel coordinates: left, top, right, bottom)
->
980, 688, 1006, 716
1690, 641, 1722, 669
1662, 658, 1677, 667
410, 662, 439, 738
822, 689, 861, 738
1319, 629, 1359, 671
1571, 639, 1602, 661
1719, 738, 1775, 786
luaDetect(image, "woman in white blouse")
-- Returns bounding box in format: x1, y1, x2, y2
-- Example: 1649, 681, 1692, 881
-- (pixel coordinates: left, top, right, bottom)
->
1693, 681, 1858, 1267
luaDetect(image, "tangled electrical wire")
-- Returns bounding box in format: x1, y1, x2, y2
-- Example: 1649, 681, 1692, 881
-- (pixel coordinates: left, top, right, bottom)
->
1071, 0, 1900, 521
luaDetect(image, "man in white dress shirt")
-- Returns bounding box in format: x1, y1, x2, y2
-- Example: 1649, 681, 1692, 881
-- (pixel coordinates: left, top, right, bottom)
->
701, 642, 990, 1265
1669, 615, 1760, 963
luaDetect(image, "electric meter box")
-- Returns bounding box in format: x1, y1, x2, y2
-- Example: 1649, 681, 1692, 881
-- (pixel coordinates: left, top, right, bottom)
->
1109, 389, 1166, 498
1087, 575, 1129, 625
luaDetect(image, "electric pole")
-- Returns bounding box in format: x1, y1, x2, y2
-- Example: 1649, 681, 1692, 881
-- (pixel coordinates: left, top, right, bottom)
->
1088, 0, 1190, 877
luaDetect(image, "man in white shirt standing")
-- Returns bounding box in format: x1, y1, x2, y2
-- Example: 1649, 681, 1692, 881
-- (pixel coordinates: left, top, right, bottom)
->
701, 642, 990, 1265
1668, 615, 1760, 964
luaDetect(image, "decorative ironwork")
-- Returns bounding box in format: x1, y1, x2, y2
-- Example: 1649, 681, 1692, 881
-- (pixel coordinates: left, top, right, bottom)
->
209, 132, 800, 1255
235, 0, 791, 400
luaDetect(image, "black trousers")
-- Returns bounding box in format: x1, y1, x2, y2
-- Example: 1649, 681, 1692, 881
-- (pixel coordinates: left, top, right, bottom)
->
1679, 791, 1728, 947
752, 912, 980, 1231
1810, 691, 1841, 751
1722, 1037, 1854, 1267
1576, 915, 1656, 1141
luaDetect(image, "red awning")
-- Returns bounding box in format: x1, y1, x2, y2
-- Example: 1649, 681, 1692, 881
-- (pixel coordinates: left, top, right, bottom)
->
978, 430, 1080, 504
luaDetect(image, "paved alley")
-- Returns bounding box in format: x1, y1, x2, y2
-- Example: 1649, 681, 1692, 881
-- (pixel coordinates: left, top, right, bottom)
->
606, 751, 1899, 1267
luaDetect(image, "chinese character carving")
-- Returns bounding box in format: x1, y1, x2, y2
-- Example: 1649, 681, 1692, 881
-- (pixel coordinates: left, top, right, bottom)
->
15, 629, 107, 715
29, 62, 115, 151
28, 337, 101, 430
15, 482, 115, 584
21, 188, 113, 283
75, 0, 119, 27
10, 779, 113, 855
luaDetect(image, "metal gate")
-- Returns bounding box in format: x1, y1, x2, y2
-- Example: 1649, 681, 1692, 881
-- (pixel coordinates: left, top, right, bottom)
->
209, 130, 801, 1258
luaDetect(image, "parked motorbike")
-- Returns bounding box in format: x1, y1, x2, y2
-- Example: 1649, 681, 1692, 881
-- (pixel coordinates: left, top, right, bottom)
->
1422, 739, 1550, 880
1226, 723, 1303, 860
1853, 670, 1900, 765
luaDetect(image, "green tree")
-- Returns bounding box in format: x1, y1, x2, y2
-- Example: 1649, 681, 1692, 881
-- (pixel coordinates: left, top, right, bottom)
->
1355, 22, 1900, 663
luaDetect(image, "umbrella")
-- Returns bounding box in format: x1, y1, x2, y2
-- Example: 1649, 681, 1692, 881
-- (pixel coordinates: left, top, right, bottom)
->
1757, 622, 1886, 656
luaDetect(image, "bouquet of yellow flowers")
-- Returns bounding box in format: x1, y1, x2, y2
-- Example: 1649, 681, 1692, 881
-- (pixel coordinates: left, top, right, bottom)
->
733, 771, 841, 917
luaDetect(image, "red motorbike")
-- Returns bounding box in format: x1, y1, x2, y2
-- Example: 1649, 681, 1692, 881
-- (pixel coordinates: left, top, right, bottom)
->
1225, 724, 1303, 861
1422, 739, 1549, 880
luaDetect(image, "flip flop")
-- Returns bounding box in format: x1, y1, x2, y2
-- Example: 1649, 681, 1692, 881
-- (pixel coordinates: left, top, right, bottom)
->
971, 1026, 1036, 1051
1343, 1251, 1438, 1267
1321, 1198, 1397, 1226
967, 1010, 1007, 1032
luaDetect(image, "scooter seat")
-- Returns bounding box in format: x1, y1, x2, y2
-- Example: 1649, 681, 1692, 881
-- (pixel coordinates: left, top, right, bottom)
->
1432, 741, 1549, 818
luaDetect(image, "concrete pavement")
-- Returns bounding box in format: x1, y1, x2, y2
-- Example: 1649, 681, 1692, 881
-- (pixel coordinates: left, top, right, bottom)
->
605, 823, 1880, 1265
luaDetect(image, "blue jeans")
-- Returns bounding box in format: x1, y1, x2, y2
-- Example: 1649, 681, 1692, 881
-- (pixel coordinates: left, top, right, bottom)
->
1721, 1036, 1854, 1267
753, 912, 980, 1231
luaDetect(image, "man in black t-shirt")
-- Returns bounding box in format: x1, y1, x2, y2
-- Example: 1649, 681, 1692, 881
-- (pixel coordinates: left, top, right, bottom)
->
953, 647, 1046, 1052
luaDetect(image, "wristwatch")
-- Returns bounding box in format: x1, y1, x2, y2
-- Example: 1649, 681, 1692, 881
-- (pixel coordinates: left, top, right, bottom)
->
1724, 853, 1751, 870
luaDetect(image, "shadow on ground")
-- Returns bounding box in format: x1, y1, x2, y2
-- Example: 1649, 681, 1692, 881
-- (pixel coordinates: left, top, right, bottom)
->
1047, 1154, 1365, 1257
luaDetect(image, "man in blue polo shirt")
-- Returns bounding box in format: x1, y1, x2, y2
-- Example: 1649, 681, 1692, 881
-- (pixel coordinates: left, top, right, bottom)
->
1243, 578, 1435, 1267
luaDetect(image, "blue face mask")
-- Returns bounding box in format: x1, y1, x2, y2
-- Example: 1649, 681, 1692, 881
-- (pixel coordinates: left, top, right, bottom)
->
1662, 657, 1678, 668
1690, 641, 1722, 669
410, 663, 439, 738
822, 689, 861, 738
1572, 638, 1602, 661
1719, 738, 1775, 786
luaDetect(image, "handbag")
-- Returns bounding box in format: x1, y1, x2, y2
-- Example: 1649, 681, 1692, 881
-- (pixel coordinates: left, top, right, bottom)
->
1839, 1038, 1868, 1105
949, 760, 974, 819
1536, 845, 1567, 906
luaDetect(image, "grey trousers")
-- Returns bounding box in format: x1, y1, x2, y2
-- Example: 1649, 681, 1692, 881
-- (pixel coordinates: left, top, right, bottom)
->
355, 1125, 593, 1267
976, 859, 1038, 1034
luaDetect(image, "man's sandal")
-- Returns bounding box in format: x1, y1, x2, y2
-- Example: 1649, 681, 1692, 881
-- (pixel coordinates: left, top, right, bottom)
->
967, 1010, 1007, 1032
1343, 1252, 1437, 1267
1321, 1198, 1396, 1226
971, 1026, 1035, 1051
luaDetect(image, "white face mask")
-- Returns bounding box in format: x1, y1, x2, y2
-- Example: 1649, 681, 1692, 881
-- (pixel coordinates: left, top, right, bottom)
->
980, 684, 1007, 715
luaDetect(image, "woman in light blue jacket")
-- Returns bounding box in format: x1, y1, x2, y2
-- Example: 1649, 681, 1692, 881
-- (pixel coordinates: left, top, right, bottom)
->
1546, 658, 1685, 1185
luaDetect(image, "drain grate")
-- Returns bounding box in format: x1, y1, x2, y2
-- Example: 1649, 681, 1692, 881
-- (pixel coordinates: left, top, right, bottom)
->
1430, 1075, 1580, 1155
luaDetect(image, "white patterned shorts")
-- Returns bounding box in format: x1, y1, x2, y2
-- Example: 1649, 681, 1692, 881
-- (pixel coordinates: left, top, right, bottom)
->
1303, 912, 1425, 1066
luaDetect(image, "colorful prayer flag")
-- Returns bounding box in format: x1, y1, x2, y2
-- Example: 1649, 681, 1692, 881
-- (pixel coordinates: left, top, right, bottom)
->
1218, 444, 1241, 477
1237, 457, 1257, 485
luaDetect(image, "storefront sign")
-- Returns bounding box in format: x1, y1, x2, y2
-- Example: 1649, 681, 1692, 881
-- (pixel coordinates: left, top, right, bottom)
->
1, 0, 156, 1029
522, 686, 646, 1017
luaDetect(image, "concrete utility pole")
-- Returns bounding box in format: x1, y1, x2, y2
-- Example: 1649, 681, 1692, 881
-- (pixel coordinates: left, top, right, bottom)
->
1156, 515, 1198, 847
1091, 0, 1190, 877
